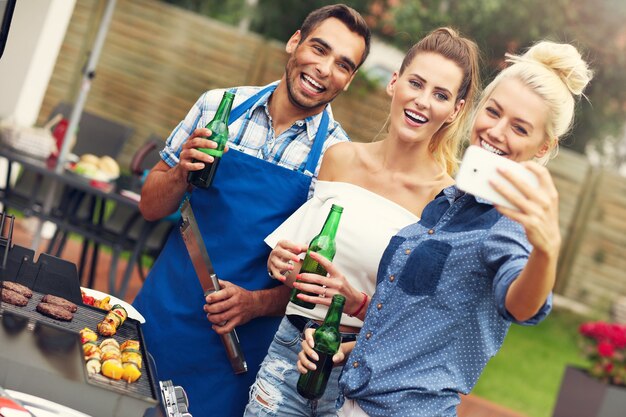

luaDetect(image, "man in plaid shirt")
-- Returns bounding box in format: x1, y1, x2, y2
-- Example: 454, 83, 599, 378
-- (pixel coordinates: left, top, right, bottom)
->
133, 5, 371, 416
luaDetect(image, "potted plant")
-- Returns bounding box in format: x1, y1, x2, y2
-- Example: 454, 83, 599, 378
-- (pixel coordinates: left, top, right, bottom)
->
552, 321, 626, 417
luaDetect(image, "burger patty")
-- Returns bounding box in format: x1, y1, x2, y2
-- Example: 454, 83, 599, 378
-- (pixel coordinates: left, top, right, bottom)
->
2, 281, 33, 298
1, 288, 29, 307
36, 302, 74, 321
41, 294, 78, 313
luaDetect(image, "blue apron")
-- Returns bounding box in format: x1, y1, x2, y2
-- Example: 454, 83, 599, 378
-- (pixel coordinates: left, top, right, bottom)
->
133, 85, 329, 417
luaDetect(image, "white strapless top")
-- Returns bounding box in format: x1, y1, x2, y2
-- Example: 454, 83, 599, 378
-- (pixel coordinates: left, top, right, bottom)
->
265, 181, 419, 327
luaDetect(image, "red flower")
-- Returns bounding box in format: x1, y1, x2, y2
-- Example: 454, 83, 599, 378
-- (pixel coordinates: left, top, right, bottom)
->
598, 341, 615, 357
579, 321, 626, 387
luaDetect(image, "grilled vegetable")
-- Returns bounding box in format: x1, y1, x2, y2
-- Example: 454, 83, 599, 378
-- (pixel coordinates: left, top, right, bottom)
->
120, 340, 140, 351
97, 321, 116, 336
81, 331, 142, 383
82, 341, 100, 356
80, 327, 102, 376
101, 350, 121, 362
122, 362, 142, 383
99, 338, 120, 349
111, 304, 128, 321
80, 327, 98, 344
86, 358, 101, 375
120, 339, 142, 383
81, 290, 112, 311
97, 305, 128, 336
95, 295, 112, 311
102, 359, 124, 380
121, 351, 142, 369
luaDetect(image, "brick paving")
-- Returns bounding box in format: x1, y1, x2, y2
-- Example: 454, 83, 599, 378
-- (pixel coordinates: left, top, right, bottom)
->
9, 217, 529, 417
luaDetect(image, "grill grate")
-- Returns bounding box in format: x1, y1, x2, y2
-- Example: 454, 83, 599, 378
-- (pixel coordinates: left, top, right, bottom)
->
1, 290, 157, 401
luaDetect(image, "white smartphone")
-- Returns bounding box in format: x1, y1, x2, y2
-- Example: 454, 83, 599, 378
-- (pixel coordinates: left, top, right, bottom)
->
456, 145, 539, 210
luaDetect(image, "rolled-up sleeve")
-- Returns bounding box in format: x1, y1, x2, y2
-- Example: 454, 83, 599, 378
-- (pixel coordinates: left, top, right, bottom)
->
483, 219, 552, 325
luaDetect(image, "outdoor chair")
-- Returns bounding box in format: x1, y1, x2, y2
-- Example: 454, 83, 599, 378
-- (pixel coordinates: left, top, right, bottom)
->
49, 101, 131, 158
46, 134, 175, 298
126, 134, 176, 281
34, 102, 134, 290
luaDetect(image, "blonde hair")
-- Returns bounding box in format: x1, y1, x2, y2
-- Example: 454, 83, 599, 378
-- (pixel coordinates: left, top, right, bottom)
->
400, 27, 482, 174
476, 41, 593, 164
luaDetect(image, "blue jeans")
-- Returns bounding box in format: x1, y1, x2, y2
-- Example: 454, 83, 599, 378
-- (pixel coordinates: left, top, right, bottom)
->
243, 316, 355, 417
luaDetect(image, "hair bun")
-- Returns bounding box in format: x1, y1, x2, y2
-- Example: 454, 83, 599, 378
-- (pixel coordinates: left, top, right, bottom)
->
522, 41, 593, 96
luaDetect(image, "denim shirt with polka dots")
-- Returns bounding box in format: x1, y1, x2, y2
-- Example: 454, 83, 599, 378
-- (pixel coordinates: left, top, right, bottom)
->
338, 185, 552, 417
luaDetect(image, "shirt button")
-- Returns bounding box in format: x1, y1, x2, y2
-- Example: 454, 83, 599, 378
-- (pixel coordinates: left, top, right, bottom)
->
376, 303, 382, 310
389, 275, 395, 282
353, 361, 359, 368
296, 120, 304, 126
365, 331, 372, 340
404, 249, 411, 255
428, 229, 435, 235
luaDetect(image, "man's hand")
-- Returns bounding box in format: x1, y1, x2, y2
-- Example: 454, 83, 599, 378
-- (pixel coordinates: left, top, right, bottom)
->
139, 127, 229, 221
202, 280, 290, 334
203, 279, 256, 334
176, 128, 219, 179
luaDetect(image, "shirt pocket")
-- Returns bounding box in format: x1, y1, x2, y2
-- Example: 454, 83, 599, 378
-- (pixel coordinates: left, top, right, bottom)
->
376, 235, 406, 285
398, 240, 452, 296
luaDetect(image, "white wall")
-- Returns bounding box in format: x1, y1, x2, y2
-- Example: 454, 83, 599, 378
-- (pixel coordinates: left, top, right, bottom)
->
0, 0, 76, 126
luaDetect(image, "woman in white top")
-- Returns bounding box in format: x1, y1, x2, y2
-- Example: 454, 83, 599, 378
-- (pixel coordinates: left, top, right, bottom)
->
243, 27, 481, 417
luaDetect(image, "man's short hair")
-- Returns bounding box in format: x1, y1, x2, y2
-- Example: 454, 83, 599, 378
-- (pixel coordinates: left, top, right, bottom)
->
299, 4, 371, 69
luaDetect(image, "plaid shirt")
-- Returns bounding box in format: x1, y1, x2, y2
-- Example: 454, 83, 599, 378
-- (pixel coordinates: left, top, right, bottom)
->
161, 81, 350, 191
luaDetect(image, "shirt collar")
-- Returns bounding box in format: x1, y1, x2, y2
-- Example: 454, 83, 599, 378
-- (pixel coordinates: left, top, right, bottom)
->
444, 184, 495, 207
246, 81, 280, 116
303, 104, 334, 143
442, 185, 464, 204
253, 80, 335, 142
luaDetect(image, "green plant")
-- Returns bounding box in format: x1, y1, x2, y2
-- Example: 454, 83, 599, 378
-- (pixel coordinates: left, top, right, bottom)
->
473, 308, 589, 417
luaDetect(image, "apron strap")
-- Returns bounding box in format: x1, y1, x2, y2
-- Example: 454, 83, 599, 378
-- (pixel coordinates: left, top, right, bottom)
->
228, 85, 276, 124
303, 109, 329, 176
227, 83, 330, 177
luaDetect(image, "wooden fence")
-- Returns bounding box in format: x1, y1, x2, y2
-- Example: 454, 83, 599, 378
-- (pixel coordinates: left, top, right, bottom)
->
37, 0, 626, 316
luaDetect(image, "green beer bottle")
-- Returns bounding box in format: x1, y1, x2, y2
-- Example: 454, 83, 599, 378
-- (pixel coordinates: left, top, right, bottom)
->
188, 91, 235, 188
297, 294, 346, 400
290, 204, 343, 309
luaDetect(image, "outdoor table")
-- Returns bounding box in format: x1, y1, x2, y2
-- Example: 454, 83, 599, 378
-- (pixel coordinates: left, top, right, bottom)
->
0, 143, 156, 299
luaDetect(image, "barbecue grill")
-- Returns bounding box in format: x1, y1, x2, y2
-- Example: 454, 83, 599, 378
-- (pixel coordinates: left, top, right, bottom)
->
0, 213, 191, 416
